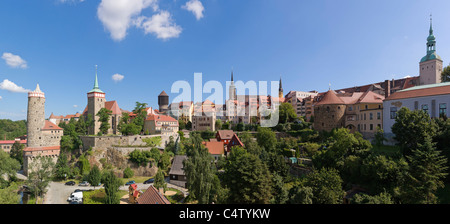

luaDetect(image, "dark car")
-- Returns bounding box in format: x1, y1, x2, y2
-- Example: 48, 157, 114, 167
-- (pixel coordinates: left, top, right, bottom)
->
143, 178, 154, 184
65, 181, 76, 186
125, 180, 135, 185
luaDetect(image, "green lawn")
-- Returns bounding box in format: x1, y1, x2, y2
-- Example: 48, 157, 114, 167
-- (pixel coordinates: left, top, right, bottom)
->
83, 188, 128, 204
166, 188, 184, 204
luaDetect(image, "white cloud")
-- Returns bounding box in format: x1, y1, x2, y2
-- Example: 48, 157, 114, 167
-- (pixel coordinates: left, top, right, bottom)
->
2, 53, 28, 69
97, 0, 159, 41
0, 79, 31, 93
182, 0, 204, 20
73, 105, 78, 108
134, 11, 182, 40
0, 96, 2, 100
112, 73, 125, 82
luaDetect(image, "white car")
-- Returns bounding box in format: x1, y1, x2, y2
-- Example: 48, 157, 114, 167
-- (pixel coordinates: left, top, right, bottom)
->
67, 191, 83, 202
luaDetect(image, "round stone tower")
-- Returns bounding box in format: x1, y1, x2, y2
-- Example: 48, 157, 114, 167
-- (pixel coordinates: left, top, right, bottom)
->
158, 91, 169, 113
27, 84, 45, 148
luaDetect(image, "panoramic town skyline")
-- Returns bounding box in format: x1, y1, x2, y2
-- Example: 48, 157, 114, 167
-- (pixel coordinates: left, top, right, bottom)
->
1, 0, 450, 120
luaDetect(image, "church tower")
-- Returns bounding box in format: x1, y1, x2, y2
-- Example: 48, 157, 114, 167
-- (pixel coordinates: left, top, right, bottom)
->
229, 70, 236, 101
27, 84, 45, 148
419, 16, 443, 85
278, 76, 284, 98
87, 65, 106, 135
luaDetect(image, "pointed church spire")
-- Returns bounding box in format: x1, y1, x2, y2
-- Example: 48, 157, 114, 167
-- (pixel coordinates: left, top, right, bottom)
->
279, 76, 283, 89
429, 13, 433, 35
89, 64, 104, 93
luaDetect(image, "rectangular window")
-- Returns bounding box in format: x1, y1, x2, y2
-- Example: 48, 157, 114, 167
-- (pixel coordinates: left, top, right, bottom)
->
390, 107, 397, 119
377, 112, 381, 120
440, 103, 447, 117
370, 124, 373, 131
370, 113, 373, 120
422, 104, 429, 114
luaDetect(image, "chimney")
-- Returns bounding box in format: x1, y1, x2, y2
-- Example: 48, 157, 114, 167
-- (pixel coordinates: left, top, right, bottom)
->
159, 187, 165, 194
385, 80, 391, 98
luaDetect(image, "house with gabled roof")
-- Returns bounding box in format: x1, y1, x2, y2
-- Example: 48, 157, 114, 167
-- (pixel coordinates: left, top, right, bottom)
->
136, 185, 171, 204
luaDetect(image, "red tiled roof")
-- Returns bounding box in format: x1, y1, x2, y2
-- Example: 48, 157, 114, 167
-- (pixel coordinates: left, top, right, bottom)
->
146, 114, 177, 122
227, 133, 244, 152
357, 91, 384, 104
315, 90, 345, 105
216, 130, 235, 140
203, 141, 225, 155
42, 120, 63, 130
0, 140, 27, 144
136, 185, 171, 204
24, 146, 60, 152
105, 101, 121, 115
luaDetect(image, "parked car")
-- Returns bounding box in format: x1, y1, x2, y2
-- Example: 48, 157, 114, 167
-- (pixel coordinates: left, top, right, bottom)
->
125, 180, 135, 185
143, 178, 154, 184
67, 191, 83, 203
79, 181, 89, 186
74, 189, 82, 193
65, 181, 76, 186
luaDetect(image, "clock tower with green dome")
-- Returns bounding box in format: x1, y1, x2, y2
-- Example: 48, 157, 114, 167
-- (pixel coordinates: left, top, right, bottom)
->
419, 16, 443, 85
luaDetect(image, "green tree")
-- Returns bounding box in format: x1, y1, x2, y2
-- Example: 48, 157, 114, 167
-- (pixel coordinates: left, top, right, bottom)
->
123, 167, 134, 179
392, 107, 438, 156
54, 153, 70, 180
304, 168, 345, 204
129, 149, 149, 166
222, 147, 273, 204
159, 151, 172, 172
132, 101, 148, 134
401, 137, 448, 204
373, 126, 387, 147
78, 154, 91, 176
0, 119, 27, 140
0, 182, 21, 204
97, 108, 112, 135
87, 165, 102, 189
186, 121, 192, 130
270, 173, 289, 204
183, 138, 217, 204
0, 150, 20, 180
215, 119, 222, 130
154, 169, 167, 192
441, 64, 450, 83
289, 185, 313, 204
75, 115, 88, 135
9, 141, 24, 165
178, 119, 186, 130
102, 170, 122, 204
26, 155, 55, 203
351, 192, 394, 204
256, 127, 277, 152
279, 102, 297, 123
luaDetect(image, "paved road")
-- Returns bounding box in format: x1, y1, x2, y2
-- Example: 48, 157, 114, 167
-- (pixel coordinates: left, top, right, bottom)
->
44, 181, 188, 204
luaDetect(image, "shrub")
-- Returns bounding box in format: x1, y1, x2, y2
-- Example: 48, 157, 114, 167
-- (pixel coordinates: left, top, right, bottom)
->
123, 167, 134, 178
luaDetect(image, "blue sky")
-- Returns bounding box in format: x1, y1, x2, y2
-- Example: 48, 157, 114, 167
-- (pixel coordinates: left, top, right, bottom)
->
0, 0, 449, 121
